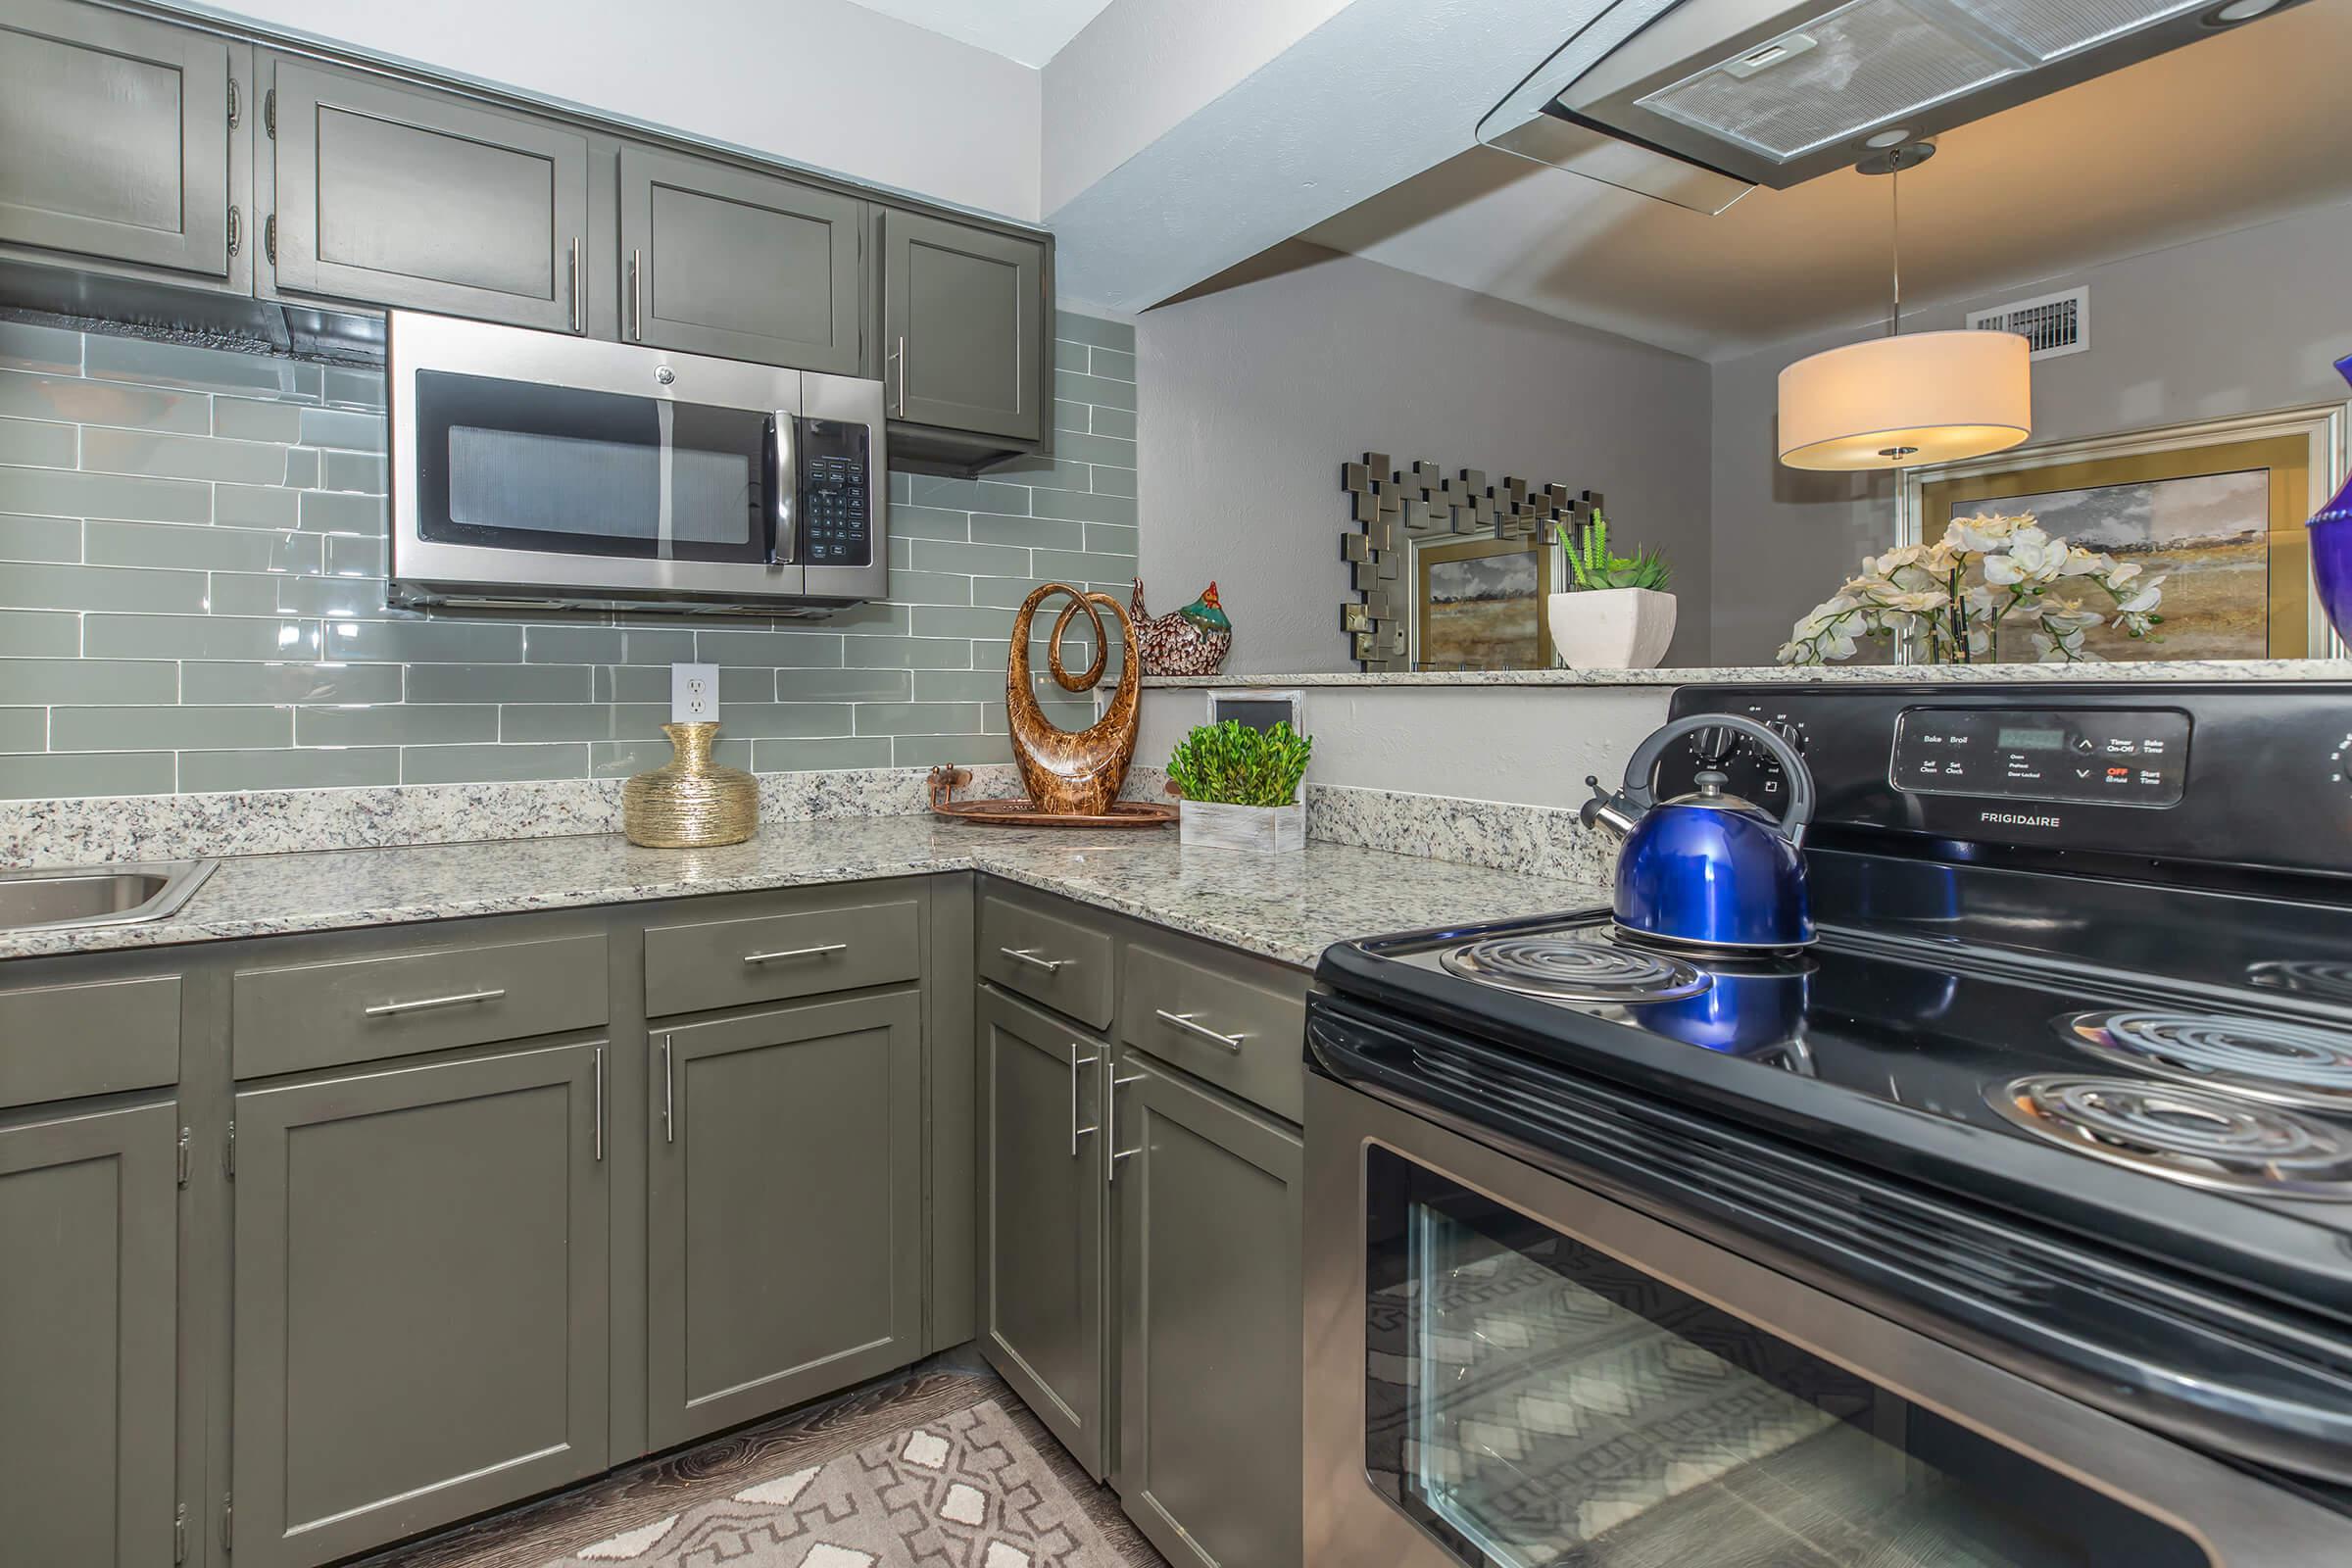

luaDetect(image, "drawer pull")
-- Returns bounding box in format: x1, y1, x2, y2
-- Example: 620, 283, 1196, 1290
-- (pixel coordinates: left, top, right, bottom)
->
363, 987, 506, 1018
1001, 947, 1069, 973
742, 943, 848, 964
1153, 1008, 1247, 1051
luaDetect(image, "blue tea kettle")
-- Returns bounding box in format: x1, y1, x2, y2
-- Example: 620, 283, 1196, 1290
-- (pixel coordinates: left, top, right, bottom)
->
1580, 713, 1816, 952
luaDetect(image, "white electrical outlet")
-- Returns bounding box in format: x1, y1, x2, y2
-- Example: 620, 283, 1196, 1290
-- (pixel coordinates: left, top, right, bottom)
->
671, 663, 719, 723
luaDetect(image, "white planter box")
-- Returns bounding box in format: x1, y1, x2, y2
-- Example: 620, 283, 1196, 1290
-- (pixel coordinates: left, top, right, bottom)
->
1179, 799, 1306, 853
1547, 587, 1677, 669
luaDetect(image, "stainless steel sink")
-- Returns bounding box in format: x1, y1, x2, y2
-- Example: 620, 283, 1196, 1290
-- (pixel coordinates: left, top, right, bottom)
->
0, 858, 220, 933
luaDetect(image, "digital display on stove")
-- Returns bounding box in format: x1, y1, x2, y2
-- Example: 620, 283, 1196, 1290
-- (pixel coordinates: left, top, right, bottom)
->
1892, 706, 2191, 808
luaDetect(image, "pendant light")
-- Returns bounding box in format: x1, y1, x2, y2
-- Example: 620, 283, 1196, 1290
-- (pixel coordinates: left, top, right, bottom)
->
1778, 143, 2031, 472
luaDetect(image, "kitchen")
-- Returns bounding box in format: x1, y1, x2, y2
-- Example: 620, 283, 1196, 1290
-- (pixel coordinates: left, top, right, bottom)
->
3, 1, 2351, 1566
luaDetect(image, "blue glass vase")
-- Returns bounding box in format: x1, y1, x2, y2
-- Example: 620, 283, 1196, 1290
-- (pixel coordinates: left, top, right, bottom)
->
2313, 354, 2352, 651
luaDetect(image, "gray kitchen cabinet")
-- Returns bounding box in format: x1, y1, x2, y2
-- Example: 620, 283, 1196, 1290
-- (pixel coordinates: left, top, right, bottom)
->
1112, 1047, 1304, 1568
882, 209, 1046, 443
620, 146, 863, 373
231, 1039, 610, 1568
647, 991, 923, 1448
267, 58, 591, 331
0, 1099, 180, 1568
0, 0, 237, 280
979, 982, 1111, 1477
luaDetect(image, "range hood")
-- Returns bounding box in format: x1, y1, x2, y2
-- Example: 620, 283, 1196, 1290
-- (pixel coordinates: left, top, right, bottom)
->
1478, 0, 2311, 213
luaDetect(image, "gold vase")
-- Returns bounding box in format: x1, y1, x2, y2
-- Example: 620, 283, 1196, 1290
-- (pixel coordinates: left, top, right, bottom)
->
622, 722, 758, 848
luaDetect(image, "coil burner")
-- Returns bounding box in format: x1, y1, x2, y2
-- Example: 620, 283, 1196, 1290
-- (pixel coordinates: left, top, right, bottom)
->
1988, 1075, 2352, 1198
2064, 1009, 2352, 1110
1440, 934, 1711, 1004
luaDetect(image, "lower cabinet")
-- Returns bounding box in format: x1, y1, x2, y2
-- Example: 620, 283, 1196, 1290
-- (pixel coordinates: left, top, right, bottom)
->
978, 983, 1110, 1476
230, 1041, 610, 1568
1112, 1049, 1303, 1568
0, 1100, 180, 1567
647, 991, 924, 1448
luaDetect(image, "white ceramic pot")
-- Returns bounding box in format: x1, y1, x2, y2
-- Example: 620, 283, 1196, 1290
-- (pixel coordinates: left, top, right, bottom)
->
1546, 588, 1677, 669
1179, 799, 1306, 853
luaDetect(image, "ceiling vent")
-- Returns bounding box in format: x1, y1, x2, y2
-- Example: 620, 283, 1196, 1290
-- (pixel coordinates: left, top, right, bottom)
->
1967, 285, 2088, 360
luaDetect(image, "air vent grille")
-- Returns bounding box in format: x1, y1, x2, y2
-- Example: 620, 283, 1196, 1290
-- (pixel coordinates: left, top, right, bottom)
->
1962, 0, 2207, 63
1968, 286, 2089, 360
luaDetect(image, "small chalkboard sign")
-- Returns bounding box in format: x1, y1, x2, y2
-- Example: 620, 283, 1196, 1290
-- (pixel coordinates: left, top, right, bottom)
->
1207, 690, 1304, 735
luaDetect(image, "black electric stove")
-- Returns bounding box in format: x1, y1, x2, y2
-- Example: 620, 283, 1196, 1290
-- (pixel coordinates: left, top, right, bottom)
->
1310, 681, 2352, 1499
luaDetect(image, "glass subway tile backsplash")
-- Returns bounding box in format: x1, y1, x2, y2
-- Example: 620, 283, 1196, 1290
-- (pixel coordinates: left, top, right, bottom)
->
0, 311, 1140, 800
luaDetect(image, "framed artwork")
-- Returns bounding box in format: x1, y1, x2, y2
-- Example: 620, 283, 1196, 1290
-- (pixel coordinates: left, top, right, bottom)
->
1903, 404, 2349, 662
1411, 534, 1558, 670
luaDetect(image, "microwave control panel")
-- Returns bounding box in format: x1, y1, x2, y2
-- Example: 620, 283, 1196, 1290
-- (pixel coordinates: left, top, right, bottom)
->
1890, 707, 2191, 808
798, 418, 872, 566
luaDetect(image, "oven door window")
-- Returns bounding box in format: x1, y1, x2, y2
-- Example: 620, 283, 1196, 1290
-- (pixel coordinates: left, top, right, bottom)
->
411, 369, 769, 564
1364, 1148, 2208, 1568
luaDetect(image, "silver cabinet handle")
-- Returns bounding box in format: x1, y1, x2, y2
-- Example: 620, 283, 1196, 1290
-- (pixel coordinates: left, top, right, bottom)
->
894, 333, 907, 417
1000, 947, 1068, 973
743, 943, 847, 964
364, 987, 505, 1018
661, 1032, 674, 1144
568, 237, 584, 333
593, 1045, 605, 1163
1070, 1049, 1102, 1155
630, 247, 643, 341
1105, 1057, 1147, 1183
1153, 1009, 1247, 1051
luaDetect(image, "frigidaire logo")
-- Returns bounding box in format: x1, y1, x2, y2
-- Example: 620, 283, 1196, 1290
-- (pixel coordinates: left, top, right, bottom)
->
1982, 810, 2062, 828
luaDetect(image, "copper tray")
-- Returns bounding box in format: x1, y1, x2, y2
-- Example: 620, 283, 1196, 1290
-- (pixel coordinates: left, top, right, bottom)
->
928, 767, 1177, 828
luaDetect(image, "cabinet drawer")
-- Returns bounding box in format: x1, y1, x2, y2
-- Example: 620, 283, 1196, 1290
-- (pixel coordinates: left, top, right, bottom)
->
0, 974, 179, 1110
232, 934, 607, 1078
1119, 940, 1306, 1123
644, 900, 920, 1018
979, 892, 1112, 1029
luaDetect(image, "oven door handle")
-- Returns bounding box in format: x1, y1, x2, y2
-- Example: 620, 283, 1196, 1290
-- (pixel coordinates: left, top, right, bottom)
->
1307, 1003, 2352, 1484
763, 411, 795, 566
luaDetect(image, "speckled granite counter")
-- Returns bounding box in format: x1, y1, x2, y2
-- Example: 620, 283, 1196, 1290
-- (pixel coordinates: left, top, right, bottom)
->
1143, 658, 2352, 688
0, 815, 1609, 969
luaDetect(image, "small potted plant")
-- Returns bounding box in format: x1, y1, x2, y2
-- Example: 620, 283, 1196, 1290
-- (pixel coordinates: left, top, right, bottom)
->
1547, 511, 1677, 668
1165, 719, 1313, 852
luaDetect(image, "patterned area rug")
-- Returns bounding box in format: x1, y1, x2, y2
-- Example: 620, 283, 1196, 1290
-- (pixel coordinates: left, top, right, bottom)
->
544, 1399, 1133, 1568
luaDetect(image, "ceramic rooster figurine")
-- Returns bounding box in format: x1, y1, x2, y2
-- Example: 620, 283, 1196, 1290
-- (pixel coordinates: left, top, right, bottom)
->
1131, 577, 1232, 676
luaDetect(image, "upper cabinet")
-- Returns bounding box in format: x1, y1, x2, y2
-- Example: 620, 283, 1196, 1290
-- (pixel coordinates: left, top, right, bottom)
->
0, 0, 237, 280
620, 147, 862, 374
883, 210, 1047, 445
266, 59, 591, 333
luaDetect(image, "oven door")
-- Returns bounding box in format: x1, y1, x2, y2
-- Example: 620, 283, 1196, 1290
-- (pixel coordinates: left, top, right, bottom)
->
1305, 1037, 2352, 1565
389, 311, 804, 604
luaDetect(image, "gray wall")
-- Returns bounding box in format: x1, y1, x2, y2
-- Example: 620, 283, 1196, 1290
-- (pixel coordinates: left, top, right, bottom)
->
1136, 249, 1714, 674
0, 313, 1138, 800
1709, 197, 2352, 665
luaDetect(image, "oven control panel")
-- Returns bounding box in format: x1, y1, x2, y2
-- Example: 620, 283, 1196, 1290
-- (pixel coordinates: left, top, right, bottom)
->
797, 417, 871, 566
1890, 707, 2189, 807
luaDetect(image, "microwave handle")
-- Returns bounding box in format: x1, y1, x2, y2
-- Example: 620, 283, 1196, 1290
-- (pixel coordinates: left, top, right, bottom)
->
764, 411, 796, 565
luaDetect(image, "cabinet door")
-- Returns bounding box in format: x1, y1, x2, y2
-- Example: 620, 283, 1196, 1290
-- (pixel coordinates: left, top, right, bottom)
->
978, 984, 1109, 1476
0, 0, 232, 276
882, 211, 1044, 442
647, 992, 923, 1448
270, 59, 589, 331
1113, 1049, 1303, 1568
232, 1042, 609, 1568
0, 1101, 179, 1568
620, 147, 862, 373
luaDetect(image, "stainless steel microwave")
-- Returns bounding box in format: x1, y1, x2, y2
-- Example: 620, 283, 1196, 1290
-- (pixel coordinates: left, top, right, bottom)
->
387, 311, 887, 613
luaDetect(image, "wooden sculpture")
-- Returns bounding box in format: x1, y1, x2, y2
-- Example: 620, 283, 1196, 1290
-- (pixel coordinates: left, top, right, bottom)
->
1008, 582, 1144, 815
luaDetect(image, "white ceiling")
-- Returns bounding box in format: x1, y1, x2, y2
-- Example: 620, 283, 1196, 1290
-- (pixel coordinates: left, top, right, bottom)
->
849, 0, 1116, 66
1302, 0, 2352, 362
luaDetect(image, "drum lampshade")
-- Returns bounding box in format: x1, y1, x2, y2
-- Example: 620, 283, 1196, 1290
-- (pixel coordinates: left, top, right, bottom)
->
1778, 330, 2032, 470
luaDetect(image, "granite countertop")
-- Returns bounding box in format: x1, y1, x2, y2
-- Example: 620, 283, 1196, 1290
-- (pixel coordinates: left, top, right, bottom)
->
0, 815, 1609, 969
1142, 658, 2352, 688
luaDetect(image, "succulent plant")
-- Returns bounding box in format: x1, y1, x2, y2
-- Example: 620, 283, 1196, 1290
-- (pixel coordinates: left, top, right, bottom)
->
1554, 511, 1672, 593
1165, 720, 1312, 808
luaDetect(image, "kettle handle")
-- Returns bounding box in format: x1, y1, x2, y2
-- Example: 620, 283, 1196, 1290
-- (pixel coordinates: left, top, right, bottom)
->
1620, 713, 1814, 844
